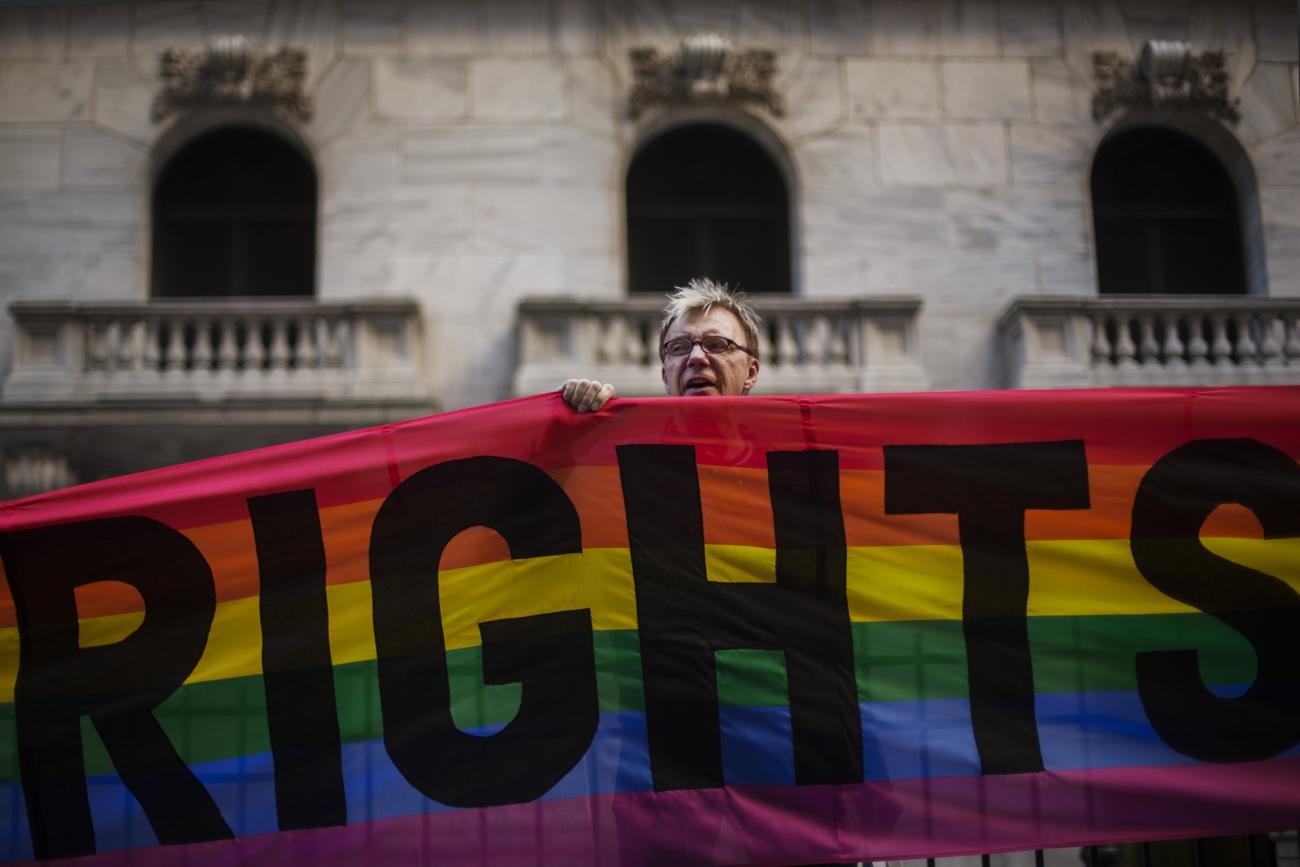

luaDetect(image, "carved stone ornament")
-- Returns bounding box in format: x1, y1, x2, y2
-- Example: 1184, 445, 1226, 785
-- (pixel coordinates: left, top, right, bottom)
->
152, 34, 313, 123
628, 33, 784, 119
1091, 40, 1239, 125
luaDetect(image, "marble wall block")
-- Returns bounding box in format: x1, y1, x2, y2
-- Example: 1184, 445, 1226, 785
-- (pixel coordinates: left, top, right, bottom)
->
67, 4, 131, 58
800, 253, 864, 296
1252, 127, 1300, 186
319, 129, 403, 189
0, 127, 61, 189
570, 57, 618, 138
309, 59, 369, 144
879, 123, 1008, 186
0, 190, 137, 258
1119, 0, 1190, 43
554, 0, 600, 54
802, 187, 947, 252
1038, 250, 1098, 295
266, 0, 336, 86
942, 61, 1032, 119
1060, 0, 1134, 80
602, 0, 676, 86
537, 125, 619, 188
1030, 59, 1092, 128
317, 254, 399, 298
871, 0, 999, 57
471, 58, 565, 120
1188, 0, 1255, 56
1254, 0, 1298, 62
321, 186, 473, 256
797, 124, 877, 192
999, 0, 1063, 57
671, 0, 741, 39
808, 0, 868, 55
947, 188, 1088, 252
92, 58, 155, 145
131, 3, 205, 73
0, 60, 94, 123
408, 1, 481, 55
1260, 187, 1300, 294
777, 58, 844, 139
847, 59, 939, 119
374, 59, 469, 121
0, 7, 67, 59
484, 0, 554, 54
474, 187, 615, 254
737, 0, 806, 54
62, 126, 145, 187
1237, 62, 1299, 146
1009, 124, 1091, 185
341, 0, 402, 56
404, 126, 543, 186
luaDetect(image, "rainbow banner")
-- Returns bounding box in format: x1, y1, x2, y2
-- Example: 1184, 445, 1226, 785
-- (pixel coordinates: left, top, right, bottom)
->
2, 388, 1299, 865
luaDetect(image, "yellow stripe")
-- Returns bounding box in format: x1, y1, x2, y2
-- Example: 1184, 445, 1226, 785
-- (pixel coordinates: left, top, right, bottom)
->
2, 537, 1297, 702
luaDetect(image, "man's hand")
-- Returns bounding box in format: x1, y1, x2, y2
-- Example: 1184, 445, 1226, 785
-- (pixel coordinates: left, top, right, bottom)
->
561, 378, 616, 413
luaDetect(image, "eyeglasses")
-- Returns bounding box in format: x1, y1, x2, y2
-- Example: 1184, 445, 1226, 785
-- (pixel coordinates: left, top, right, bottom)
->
661, 335, 755, 358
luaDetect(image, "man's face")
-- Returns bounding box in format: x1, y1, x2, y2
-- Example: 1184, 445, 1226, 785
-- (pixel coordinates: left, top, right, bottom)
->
661, 307, 760, 397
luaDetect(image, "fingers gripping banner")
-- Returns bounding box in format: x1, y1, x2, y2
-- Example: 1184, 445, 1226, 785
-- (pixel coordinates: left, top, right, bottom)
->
1, 388, 1298, 866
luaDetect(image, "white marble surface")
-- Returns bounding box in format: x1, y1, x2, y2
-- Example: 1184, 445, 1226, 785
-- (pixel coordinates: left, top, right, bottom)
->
797, 124, 877, 192
946, 188, 1088, 252
1254, 0, 1299, 62
267, 0, 337, 86
92, 58, 155, 144
66, 4, 130, 57
341, 0, 403, 56
1009, 123, 1091, 185
0, 60, 94, 123
309, 58, 370, 144
879, 122, 1008, 186
0, 127, 61, 189
776, 57, 844, 138
61, 126, 145, 187
374, 59, 469, 121
942, 60, 1032, 119
1237, 62, 1299, 146
1029, 59, 1092, 128
470, 57, 566, 120
0, 7, 68, 59
808, 0, 867, 55
847, 59, 940, 119
998, 0, 1063, 57
131, 2, 205, 73
0, 189, 138, 258
1252, 127, 1300, 186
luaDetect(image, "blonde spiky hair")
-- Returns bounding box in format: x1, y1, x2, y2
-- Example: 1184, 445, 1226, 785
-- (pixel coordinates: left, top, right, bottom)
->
658, 278, 762, 361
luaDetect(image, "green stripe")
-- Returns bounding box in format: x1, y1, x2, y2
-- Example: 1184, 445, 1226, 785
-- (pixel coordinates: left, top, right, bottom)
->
0, 613, 1260, 782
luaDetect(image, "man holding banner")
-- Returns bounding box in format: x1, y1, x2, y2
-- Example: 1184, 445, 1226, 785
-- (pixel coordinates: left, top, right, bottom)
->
561, 278, 760, 411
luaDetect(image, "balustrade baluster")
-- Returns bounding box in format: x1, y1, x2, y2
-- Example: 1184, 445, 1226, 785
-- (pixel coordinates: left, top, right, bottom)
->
1089, 313, 1113, 365
269, 319, 290, 370
776, 318, 799, 366
600, 316, 626, 364
124, 320, 146, 370
333, 319, 353, 367
217, 319, 239, 371
1210, 315, 1233, 367
312, 318, 330, 368
1138, 315, 1159, 366
164, 321, 186, 373
142, 320, 161, 371
1259, 313, 1283, 367
808, 316, 831, 366
1235, 314, 1258, 366
631, 317, 650, 367
192, 319, 213, 372
87, 321, 110, 370
1285, 314, 1300, 364
321, 318, 341, 367
1113, 315, 1137, 367
756, 321, 773, 363
245, 319, 266, 370
1186, 315, 1208, 366
827, 317, 849, 365
1161, 313, 1185, 368
293, 317, 314, 369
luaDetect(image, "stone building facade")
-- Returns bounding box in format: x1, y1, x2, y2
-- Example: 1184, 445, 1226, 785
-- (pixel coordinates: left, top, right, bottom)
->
0, 0, 1297, 494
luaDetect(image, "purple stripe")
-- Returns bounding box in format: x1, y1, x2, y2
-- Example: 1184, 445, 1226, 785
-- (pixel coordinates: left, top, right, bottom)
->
15, 757, 1300, 867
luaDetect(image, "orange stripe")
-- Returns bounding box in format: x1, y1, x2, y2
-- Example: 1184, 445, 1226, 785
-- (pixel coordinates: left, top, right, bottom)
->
0, 464, 1273, 627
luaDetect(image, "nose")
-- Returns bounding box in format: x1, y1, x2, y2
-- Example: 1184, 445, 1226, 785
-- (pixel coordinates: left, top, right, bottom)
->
686, 341, 710, 365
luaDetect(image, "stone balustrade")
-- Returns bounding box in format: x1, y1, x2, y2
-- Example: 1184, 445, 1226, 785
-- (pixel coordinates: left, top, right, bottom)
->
3, 298, 428, 404
514, 295, 927, 397
999, 295, 1300, 389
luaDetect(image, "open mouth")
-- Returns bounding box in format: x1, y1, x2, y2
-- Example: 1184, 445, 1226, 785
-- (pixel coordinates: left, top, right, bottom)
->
683, 377, 716, 393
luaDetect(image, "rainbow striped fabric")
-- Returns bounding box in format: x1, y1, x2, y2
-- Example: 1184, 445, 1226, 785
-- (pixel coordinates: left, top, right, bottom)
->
1, 388, 1298, 865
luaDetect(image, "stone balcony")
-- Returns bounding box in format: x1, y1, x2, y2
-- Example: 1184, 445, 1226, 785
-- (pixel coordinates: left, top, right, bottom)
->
514, 295, 928, 397
999, 295, 1300, 389
0, 297, 432, 497
3, 297, 428, 407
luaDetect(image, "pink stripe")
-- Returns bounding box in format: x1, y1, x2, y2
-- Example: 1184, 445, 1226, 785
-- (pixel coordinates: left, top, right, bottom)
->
30, 758, 1300, 866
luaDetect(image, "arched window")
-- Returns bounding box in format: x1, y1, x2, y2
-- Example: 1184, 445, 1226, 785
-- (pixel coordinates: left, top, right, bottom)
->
152, 127, 316, 298
1091, 127, 1246, 295
627, 123, 792, 294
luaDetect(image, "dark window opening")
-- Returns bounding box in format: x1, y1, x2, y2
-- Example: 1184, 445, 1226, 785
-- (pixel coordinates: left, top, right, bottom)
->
1092, 127, 1246, 295
152, 127, 316, 298
627, 123, 792, 294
